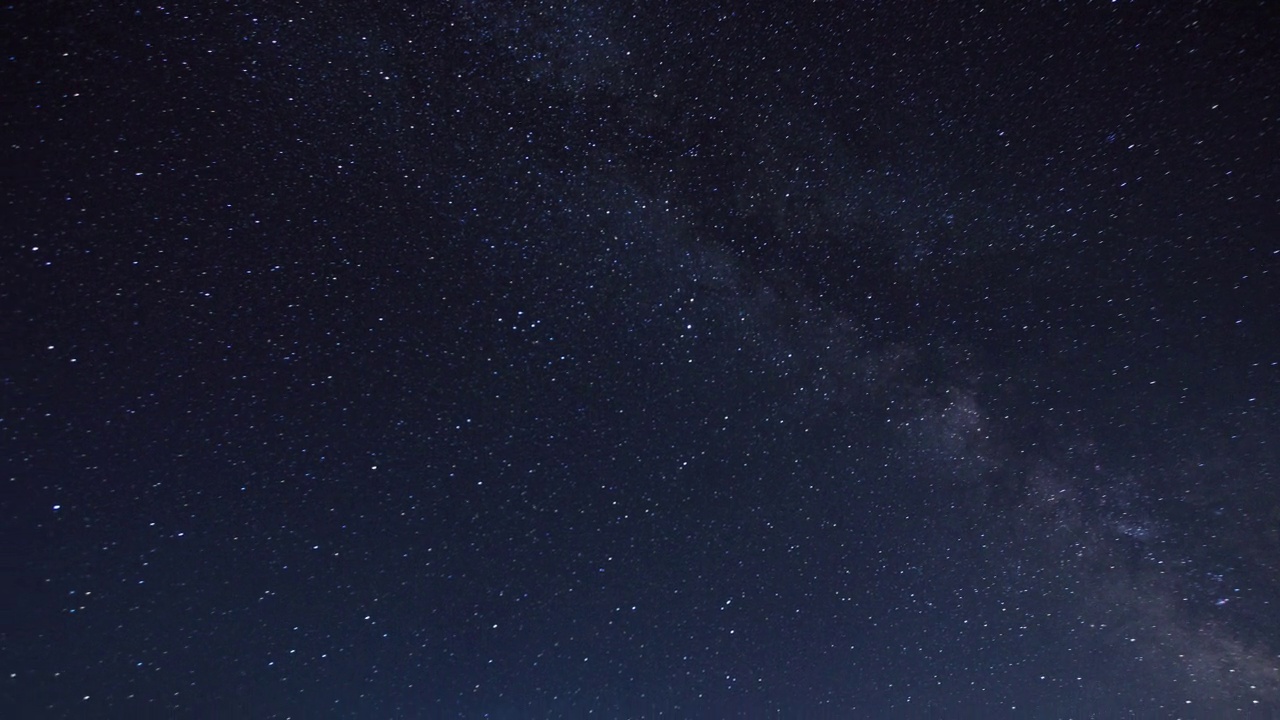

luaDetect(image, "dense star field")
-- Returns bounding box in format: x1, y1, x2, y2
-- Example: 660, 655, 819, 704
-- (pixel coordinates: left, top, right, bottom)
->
4, 1, 1278, 717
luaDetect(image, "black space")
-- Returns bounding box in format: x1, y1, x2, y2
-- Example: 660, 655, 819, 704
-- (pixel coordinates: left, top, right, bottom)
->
4, 2, 1279, 718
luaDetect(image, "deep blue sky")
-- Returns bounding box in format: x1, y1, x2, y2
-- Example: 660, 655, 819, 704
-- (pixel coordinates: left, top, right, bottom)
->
5, 1, 1278, 717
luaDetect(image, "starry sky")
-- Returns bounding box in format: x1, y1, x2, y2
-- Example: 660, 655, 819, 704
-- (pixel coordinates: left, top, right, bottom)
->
4, 1, 1279, 718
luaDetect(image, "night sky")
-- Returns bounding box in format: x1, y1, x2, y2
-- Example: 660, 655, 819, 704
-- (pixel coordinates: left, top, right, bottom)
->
4, 1, 1279, 718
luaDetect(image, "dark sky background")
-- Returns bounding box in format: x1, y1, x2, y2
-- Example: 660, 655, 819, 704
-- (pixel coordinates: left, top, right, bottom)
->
4, 1, 1279, 718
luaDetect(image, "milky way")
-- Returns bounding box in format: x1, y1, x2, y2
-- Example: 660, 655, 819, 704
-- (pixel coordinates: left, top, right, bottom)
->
6, 1, 1278, 717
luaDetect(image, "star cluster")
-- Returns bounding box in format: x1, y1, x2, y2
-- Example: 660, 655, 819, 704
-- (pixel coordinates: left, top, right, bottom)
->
4, 1, 1278, 717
